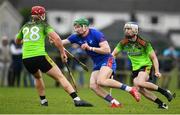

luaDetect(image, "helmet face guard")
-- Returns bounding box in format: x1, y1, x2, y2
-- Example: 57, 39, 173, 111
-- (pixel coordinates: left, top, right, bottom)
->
124, 22, 139, 35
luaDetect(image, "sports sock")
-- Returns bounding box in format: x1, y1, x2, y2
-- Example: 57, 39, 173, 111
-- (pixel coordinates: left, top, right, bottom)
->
157, 87, 167, 95
40, 96, 46, 100
154, 98, 163, 106
70, 92, 81, 101
73, 97, 81, 101
111, 99, 120, 105
104, 94, 113, 103
120, 84, 132, 92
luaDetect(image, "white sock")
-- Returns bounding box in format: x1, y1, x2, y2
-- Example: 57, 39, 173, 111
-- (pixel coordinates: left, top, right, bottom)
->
73, 97, 81, 101
41, 99, 48, 104
126, 86, 132, 92
111, 99, 120, 105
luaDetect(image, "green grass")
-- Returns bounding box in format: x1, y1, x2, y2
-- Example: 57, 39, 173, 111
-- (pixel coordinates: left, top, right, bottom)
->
0, 87, 179, 114
0, 70, 180, 114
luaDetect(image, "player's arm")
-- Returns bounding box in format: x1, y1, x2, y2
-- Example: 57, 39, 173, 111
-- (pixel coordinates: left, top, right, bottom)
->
112, 48, 119, 58
48, 32, 64, 52
15, 39, 23, 45
149, 51, 160, 72
112, 43, 121, 58
81, 41, 110, 54
91, 41, 111, 54
15, 30, 23, 45
62, 39, 71, 46
148, 45, 161, 77
48, 32, 67, 62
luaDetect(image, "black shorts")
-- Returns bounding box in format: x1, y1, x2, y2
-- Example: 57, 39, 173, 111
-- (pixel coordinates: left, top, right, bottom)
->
23, 55, 56, 74
131, 66, 152, 79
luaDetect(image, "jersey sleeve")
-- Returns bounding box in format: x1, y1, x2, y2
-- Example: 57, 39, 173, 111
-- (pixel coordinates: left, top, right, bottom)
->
146, 42, 154, 55
95, 30, 106, 43
45, 24, 55, 34
67, 34, 77, 44
115, 42, 123, 53
16, 27, 24, 40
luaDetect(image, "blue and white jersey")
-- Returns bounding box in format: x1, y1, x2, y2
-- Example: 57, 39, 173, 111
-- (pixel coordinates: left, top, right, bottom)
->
68, 28, 116, 72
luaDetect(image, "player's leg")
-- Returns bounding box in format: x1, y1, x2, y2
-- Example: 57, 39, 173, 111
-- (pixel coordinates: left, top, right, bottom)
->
96, 66, 140, 102
94, 57, 140, 102
93, 66, 140, 101
46, 65, 92, 107
22, 57, 48, 106
42, 56, 92, 107
33, 70, 48, 106
90, 71, 122, 107
133, 70, 175, 102
47, 66, 75, 93
139, 87, 168, 109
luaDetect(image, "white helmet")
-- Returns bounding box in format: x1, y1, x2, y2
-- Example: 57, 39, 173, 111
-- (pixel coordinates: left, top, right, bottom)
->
124, 22, 139, 35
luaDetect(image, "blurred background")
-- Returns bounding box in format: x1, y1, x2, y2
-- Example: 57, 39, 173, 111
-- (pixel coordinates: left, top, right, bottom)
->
0, 0, 180, 90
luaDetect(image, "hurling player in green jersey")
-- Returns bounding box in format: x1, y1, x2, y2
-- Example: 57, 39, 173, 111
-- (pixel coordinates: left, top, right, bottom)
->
16, 6, 92, 107
112, 22, 175, 109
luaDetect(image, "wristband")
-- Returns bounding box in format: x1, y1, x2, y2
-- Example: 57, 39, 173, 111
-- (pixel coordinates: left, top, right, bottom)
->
90, 47, 93, 51
92, 47, 95, 52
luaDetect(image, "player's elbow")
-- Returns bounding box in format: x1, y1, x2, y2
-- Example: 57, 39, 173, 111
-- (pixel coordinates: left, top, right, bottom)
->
48, 32, 61, 42
107, 49, 111, 53
104, 47, 111, 54
112, 53, 116, 58
51, 36, 60, 44
62, 39, 70, 46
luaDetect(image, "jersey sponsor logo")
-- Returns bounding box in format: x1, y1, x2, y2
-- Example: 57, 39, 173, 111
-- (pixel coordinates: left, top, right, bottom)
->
127, 51, 142, 56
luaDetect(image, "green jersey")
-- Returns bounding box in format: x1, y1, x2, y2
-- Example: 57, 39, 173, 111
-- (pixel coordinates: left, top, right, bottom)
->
115, 37, 154, 71
16, 21, 54, 59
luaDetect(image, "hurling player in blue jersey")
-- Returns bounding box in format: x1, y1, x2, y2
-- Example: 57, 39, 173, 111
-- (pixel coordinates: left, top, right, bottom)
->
62, 17, 141, 108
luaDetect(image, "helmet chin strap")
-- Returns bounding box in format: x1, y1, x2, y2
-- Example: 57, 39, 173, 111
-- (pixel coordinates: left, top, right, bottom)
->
32, 14, 45, 21
40, 15, 45, 20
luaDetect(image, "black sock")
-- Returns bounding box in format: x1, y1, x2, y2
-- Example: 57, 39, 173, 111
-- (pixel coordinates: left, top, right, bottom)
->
70, 92, 78, 99
104, 94, 114, 103
154, 98, 163, 106
40, 96, 46, 100
157, 87, 166, 95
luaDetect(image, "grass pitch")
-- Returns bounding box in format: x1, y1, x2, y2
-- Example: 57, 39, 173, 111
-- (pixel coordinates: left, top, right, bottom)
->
0, 69, 179, 114
0, 87, 179, 114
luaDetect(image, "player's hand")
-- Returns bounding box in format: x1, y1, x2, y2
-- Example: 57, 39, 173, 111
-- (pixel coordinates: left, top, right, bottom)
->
49, 39, 53, 44
61, 51, 68, 63
155, 72, 162, 78
81, 43, 91, 50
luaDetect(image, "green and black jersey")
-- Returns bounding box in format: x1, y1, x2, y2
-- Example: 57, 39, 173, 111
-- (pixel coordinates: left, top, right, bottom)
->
115, 36, 154, 71
16, 21, 54, 59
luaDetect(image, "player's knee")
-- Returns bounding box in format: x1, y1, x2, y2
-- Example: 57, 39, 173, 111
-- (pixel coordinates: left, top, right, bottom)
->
89, 83, 97, 90
133, 79, 141, 87
96, 79, 104, 86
